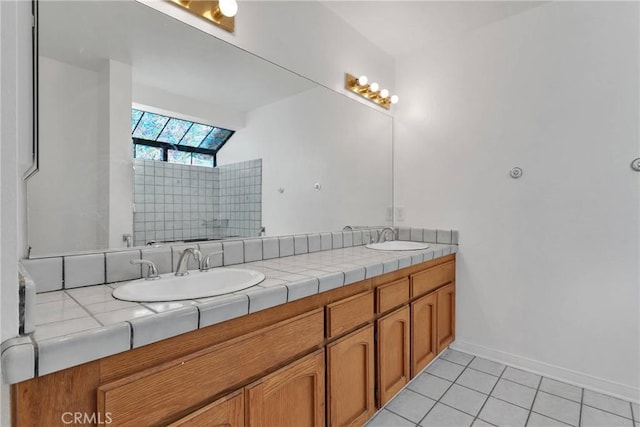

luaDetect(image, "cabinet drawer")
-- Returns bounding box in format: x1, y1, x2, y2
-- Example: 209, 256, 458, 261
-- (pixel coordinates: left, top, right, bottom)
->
326, 291, 373, 338
97, 309, 324, 427
376, 278, 409, 314
410, 261, 455, 298
168, 390, 244, 427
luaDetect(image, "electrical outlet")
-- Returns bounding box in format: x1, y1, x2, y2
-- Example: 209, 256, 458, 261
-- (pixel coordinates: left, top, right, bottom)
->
396, 207, 405, 222
386, 206, 393, 222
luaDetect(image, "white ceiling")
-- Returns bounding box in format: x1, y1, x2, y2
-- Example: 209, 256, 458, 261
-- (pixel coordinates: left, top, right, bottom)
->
40, 1, 316, 113
322, 1, 545, 57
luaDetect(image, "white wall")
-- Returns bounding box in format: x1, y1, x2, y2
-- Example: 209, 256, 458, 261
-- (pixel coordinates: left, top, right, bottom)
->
394, 2, 640, 400
28, 57, 101, 255
97, 59, 134, 249
139, 0, 396, 109
133, 83, 246, 131
219, 87, 393, 235
1, 0, 32, 423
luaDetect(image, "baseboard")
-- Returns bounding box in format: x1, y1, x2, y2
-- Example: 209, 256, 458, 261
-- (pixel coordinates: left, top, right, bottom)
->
450, 340, 640, 404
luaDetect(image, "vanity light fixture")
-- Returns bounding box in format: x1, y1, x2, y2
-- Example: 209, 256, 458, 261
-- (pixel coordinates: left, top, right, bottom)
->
345, 73, 398, 110
170, 0, 237, 33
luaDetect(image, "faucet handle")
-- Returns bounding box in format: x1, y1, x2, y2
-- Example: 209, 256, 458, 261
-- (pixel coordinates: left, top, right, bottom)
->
201, 251, 223, 272
130, 259, 160, 280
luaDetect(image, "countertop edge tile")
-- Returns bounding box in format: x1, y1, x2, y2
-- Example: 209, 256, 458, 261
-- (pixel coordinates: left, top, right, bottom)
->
1, 337, 35, 383
287, 278, 320, 302
37, 322, 130, 376
198, 294, 249, 328
130, 306, 199, 348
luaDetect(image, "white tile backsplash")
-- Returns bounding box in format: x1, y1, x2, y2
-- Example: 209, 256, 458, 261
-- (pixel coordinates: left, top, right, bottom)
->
331, 232, 344, 249
262, 238, 279, 260
21, 258, 63, 292
243, 239, 263, 263
106, 250, 142, 283
308, 234, 321, 253
279, 236, 294, 257
64, 254, 105, 289
294, 235, 309, 255
320, 233, 332, 251
222, 240, 244, 265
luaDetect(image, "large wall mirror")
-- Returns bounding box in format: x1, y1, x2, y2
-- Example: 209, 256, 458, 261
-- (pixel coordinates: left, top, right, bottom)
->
27, 0, 393, 257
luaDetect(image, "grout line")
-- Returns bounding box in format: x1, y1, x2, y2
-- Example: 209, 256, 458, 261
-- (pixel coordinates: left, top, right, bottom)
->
125, 320, 134, 349
383, 407, 420, 425
529, 410, 574, 427
416, 356, 478, 426
523, 373, 543, 426
471, 361, 508, 426
581, 402, 635, 421
578, 387, 585, 427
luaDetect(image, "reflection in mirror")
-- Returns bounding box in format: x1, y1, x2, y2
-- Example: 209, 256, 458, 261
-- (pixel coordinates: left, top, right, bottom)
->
27, 0, 392, 257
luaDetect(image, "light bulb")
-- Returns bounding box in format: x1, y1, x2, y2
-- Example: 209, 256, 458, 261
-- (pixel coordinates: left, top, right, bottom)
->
219, 0, 238, 17
357, 75, 368, 86
369, 82, 379, 92
390, 95, 399, 104
380, 89, 389, 98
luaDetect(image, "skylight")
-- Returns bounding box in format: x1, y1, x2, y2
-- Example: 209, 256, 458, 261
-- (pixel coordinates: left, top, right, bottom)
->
131, 109, 235, 167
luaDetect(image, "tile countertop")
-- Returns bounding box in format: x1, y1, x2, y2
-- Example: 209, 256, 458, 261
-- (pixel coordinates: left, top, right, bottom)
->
2, 242, 458, 383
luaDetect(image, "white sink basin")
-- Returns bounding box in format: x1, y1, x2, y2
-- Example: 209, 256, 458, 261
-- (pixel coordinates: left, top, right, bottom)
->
366, 241, 430, 251
112, 268, 265, 302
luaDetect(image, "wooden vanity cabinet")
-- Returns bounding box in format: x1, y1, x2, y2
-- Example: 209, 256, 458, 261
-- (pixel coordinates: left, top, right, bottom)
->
436, 283, 456, 352
246, 350, 325, 427
11, 255, 456, 427
376, 306, 410, 406
327, 325, 376, 427
410, 292, 437, 377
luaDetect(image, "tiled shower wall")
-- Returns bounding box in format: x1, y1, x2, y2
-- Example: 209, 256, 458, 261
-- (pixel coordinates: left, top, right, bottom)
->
133, 159, 262, 246
218, 159, 263, 238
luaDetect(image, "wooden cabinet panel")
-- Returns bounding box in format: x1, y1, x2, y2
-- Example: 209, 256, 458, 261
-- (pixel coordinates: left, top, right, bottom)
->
410, 292, 437, 378
410, 261, 455, 298
326, 291, 373, 338
327, 325, 375, 427
246, 350, 325, 427
97, 309, 324, 427
168, 390, 244, 427
376, 306, 410, 406
436, 283, 456, 353
376, 278, 409, 315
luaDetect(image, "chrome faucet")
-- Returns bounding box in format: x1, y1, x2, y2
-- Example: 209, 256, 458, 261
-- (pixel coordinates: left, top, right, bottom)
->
175, 248, 201, 276
130, 259, 160, 280
200, 250, 224, 272
343, 225, 354, 231
375, 227, 396, 243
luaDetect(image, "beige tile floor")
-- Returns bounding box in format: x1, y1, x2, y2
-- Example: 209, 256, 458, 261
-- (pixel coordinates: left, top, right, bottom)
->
366, 349, 639, 427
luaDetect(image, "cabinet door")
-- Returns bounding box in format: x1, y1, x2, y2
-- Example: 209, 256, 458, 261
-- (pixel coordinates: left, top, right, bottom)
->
246, 350, 325, 427
327, 325, 375, 427
376, 306, 410, 406
168, 390, 244, 427
436, 283, 456, 352
411, 292, 437, 377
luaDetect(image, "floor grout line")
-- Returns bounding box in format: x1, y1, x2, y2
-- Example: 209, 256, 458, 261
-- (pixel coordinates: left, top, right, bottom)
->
529, 410, 574, 426
416, 356, 478, 426
471, 363, 508, 426
523, 374, 543, 426
373, 350, 638, 427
